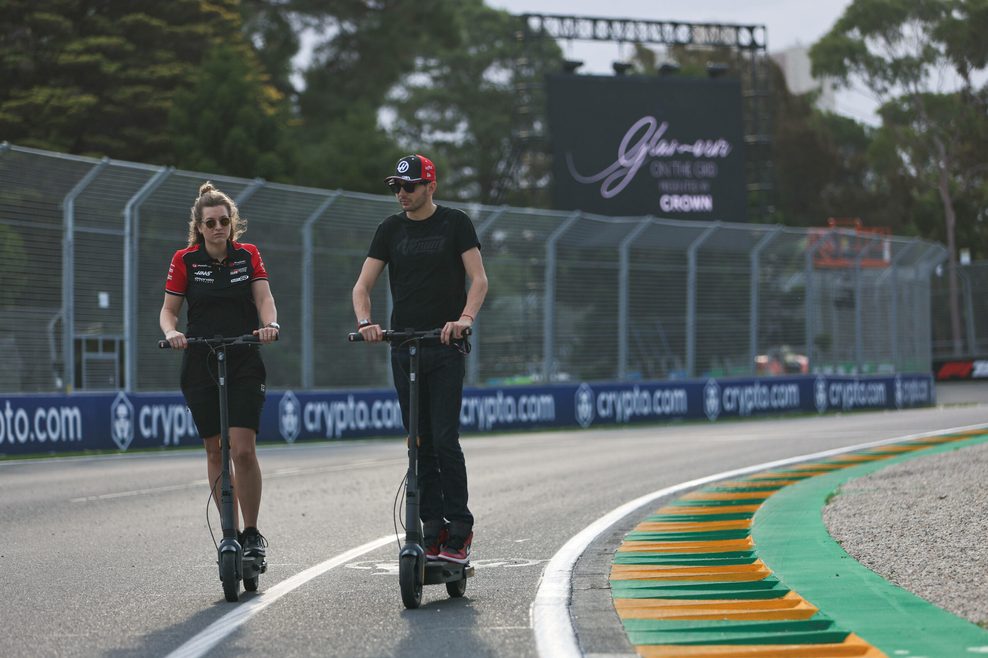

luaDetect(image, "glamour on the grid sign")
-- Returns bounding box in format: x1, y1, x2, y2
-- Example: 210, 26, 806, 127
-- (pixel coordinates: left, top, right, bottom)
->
546, 73, 747, 221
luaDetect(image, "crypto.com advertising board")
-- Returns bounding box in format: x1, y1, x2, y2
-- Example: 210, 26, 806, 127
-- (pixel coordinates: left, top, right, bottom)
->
547, 73, 746, 221
0, 374, 934, 455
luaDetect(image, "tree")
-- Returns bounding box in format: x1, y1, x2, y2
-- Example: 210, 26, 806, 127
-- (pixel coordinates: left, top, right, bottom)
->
385, 0, 563, 205
0, 1, 258, 164
810, 0, 988, 355
169, 45, 291, 181
267, 0, 461, 190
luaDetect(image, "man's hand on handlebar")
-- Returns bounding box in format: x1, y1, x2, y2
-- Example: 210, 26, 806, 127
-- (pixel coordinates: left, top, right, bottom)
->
358, 322, 384, 343
441, 318, 472, 345
253, 325, 280, 344
163, 329, 188, 350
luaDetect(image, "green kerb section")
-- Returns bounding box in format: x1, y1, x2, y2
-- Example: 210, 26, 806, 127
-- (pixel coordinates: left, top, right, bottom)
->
753, 434, 988, 658
623, 617, 848, 646
612, 576, 790, 600
625, 529, 750, 541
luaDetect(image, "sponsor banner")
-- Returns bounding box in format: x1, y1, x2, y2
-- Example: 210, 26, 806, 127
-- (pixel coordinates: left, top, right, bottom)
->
933, 358, 988, 381
0, 373, 935, 455
546, 73, 746, 220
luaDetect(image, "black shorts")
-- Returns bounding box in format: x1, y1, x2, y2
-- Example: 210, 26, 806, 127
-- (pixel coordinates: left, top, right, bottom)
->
181, 345, 267, 437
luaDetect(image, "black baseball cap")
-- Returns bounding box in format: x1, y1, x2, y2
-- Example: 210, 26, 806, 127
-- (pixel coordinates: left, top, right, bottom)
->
385, 154, 437, 184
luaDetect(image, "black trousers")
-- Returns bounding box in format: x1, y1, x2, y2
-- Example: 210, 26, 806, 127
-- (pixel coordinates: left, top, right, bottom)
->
391, 344, 473, 537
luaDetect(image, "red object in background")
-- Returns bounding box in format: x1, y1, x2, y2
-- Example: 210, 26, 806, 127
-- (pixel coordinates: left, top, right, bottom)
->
808, 218, 892, 269
755, 347, 809, 376
935, 360, 975, 381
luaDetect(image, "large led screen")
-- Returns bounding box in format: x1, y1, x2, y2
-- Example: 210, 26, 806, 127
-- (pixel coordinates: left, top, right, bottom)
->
547, 73, 746, 221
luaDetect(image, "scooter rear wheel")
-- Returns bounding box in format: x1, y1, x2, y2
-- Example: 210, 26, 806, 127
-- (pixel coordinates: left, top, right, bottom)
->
446, 575, 467, 598
220, 552, 240, 602
243, 575, 258, 592
399, 555, 423, 609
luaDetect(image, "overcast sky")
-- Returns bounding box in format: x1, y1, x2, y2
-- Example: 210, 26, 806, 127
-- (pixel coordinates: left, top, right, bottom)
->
485, 0, 879, 123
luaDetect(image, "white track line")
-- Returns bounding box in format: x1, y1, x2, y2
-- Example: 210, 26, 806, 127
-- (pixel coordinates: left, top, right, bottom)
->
530, 422, 988, 658
165, 534, 394, 658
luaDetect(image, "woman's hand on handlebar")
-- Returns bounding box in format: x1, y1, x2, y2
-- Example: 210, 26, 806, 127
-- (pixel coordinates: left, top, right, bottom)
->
253, 324, 280, 344
358, 322, 384, 343
163, 329, 187, 350
442, 317, 472, 345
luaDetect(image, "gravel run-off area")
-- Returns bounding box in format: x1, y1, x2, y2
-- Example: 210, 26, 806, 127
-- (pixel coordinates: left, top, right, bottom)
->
823, 439, 988, 628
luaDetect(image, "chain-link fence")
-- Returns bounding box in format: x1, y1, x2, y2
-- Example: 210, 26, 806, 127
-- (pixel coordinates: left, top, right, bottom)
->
0, 143, 945, 393
931, 260, 988, 359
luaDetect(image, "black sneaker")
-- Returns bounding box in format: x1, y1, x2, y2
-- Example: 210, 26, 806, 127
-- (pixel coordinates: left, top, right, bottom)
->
242, 527, 267, 559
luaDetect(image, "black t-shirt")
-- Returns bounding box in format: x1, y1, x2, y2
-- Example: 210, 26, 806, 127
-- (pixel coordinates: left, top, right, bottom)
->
164, 239, 269, 338
368, 205, 480, 331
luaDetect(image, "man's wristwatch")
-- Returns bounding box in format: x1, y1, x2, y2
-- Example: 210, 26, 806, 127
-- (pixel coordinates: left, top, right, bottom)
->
358, 318, 372, 328
265, 322, 280, 330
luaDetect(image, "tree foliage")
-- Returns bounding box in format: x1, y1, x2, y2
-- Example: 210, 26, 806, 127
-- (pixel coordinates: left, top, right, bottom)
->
811, 0, 988, 353
0, 1, 265, 164
169, 45, 290, 180
385, 0, 563, 205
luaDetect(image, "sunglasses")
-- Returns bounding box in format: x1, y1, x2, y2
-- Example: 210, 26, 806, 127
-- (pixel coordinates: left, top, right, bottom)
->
388, 180, 424, 194
201, 217, 231, 229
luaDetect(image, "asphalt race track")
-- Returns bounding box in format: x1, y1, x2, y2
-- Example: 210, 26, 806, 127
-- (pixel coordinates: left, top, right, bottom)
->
2, 399, 986, 658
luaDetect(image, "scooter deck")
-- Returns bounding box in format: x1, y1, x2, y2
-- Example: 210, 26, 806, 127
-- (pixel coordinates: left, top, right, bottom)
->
423, 560, 473, 585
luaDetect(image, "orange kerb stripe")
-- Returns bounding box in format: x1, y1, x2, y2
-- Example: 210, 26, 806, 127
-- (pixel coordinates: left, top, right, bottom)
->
615, 591, 806, 613
787, 463, 846, 471
617, 599, 819, 621
635, 633, 887, 657
657, 505, 763, 515
633, 519, 752, 532
681, 492, 774, 501
610, 561, 771, 582
617, 538, 754, 553
717, 480, 796, 487
865, 445, 923, 453
829, 454, 886, 463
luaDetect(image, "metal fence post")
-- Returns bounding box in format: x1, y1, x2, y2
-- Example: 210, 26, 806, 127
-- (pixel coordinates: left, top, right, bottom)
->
920, 245, 949, 368
853, 235, 883, 374
61, 157, 109, 392
234, 177, 265, 206
960, 266, 977, 356
889, 250, 903, 370
686, 223, 718, 378
467, 208, 506, 386
301, 192, 341, 389
804, 229, 833, 370
749, 227, 782, 375
618, 217, 652, 380
123, 166, 172, 392
878, 240, 919, 371
543, 211, 580, 382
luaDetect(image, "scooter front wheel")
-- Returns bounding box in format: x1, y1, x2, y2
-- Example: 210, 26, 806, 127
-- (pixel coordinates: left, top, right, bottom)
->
399, 555, 423, 609
220, 552, 241, 602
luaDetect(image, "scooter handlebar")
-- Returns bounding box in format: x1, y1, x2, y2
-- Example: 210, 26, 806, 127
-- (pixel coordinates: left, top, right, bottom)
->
158, 333, 277, 349
347, 327, 471, 343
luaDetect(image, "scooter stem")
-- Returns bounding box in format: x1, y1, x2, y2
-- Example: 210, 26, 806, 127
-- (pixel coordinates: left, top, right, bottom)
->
217, 347, 237, 541
404, 339, 422, 546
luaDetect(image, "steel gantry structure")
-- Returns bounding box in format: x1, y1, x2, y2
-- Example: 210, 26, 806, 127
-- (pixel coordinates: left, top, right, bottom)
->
491, 13, 774, 220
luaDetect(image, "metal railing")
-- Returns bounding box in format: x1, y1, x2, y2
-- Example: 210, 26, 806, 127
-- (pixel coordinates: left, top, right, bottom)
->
0, 143, 944, 393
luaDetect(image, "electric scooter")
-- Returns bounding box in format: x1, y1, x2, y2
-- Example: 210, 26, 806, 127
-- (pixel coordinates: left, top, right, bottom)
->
159, 333, 273, 602
347, 327, 474, 609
